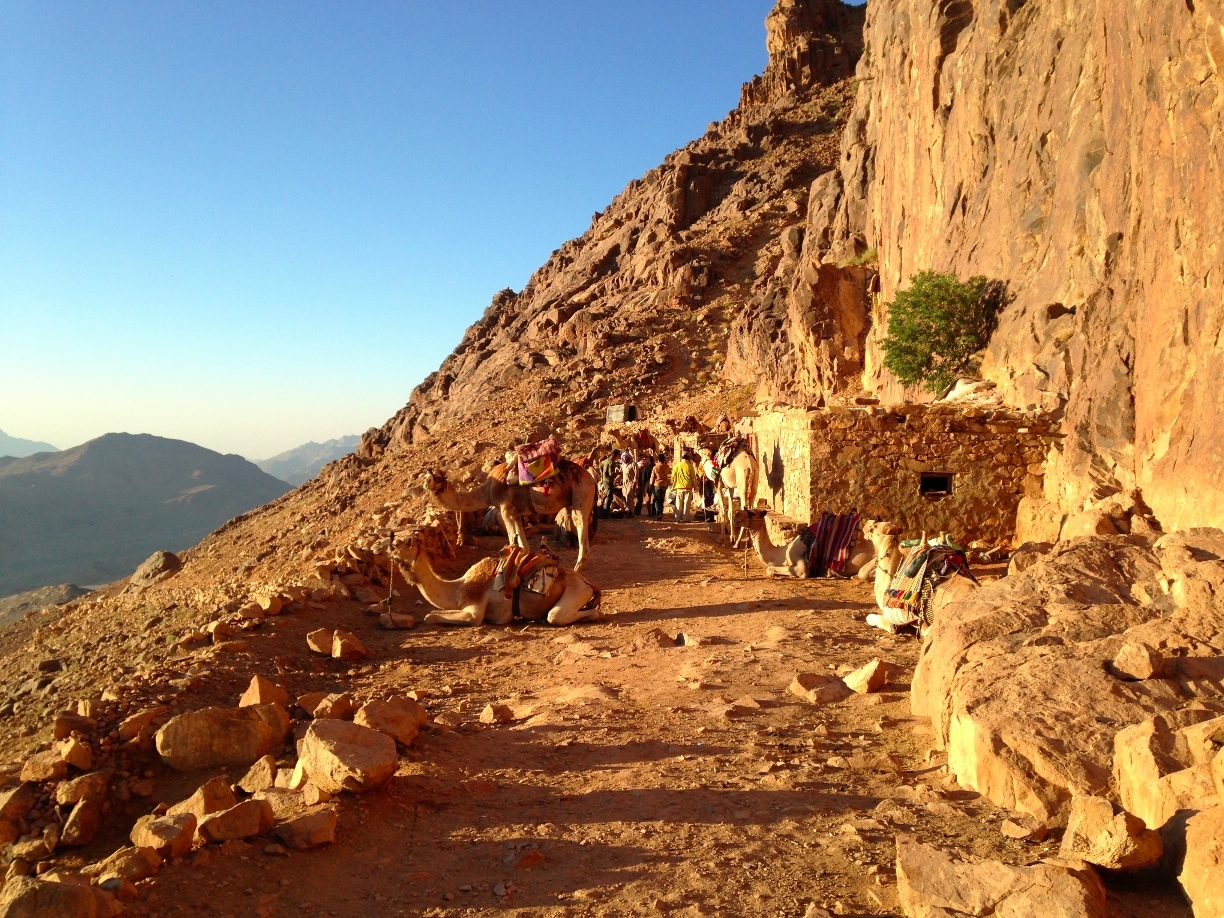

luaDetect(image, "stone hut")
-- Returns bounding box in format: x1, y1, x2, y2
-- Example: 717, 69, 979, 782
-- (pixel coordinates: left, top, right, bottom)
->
746, 405, 1059, 544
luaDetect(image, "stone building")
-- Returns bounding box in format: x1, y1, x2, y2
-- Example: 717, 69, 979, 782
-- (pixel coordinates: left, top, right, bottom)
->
744, 405, 1058, 544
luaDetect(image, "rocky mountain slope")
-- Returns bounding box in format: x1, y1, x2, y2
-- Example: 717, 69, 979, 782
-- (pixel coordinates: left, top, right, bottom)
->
0, 429, 57, 459
0, 433, 290, 597
255, 436, 360, 487
0, 584, 90, 632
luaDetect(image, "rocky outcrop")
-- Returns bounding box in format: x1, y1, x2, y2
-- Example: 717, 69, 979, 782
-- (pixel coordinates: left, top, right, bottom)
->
912, 530, 1224, 824
739, 0, 864, 107
788, 0, 1224, 531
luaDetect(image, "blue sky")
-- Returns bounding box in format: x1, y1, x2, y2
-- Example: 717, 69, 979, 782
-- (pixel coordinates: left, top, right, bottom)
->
0, 1, 775, 459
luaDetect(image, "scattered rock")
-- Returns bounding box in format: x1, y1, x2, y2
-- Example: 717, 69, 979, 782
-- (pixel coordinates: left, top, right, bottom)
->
297, 719, 399, 794
1114, 713, 1222, 832
238, 755, 279, 793
0, 785, 36, 844
155, 704, 290, 771
789, 672, 851, 705
895, 835, 1107, 918
56, 772, 110, 806
312, 693, 354, 720
1060, 796, 1163, 870
1110, 643, 1163, 681
238, 676, 289, 708
21, 750, 67, 783
197, 799, 275, 844
1180, 805, 1224, 918
272, 808, 338, 850
60, 796, 104, 846
999, 815, 1048, 842
117, 707, 165, 741
55, 737, 92, 770
480, 704, 514, 725
85, 845, 163, 883
842, 658, 888, 694
129, 550, 181, 587
331, 630, 367, 662
306, 629, 334, 654
379, 612, 414, 630
52, 713, 97, 740
252, 787, 305, 820
167, 776, 238, 820
256, 594, 283, 616
354, 697, 426, 744
130, 812, 196, 859
301, 782, 333, 806
0, 875, 105, 918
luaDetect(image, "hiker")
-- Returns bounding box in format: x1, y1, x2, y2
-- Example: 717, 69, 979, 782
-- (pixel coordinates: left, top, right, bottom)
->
619, 451, 638, 512
598, 450, 617, 518
697, 447, 719, 522
649, 454, 670, 518
671, 449, 697, 522
634, 450, 655, 516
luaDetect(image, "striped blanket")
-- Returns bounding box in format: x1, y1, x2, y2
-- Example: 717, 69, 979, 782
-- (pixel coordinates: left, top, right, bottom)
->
798, 511, 862, 578
885, 545, 973, 625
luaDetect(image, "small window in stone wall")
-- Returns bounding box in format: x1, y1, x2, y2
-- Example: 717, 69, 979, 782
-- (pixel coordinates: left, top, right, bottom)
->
920, 472, 953, 498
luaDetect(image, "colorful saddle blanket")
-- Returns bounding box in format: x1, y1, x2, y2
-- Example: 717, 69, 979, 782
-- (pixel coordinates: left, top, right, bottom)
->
884, 545, 974, 626
493, 545, 561, 600
515, 436, 561, 484
714, 436, 749, 471
798, 511, 861, 578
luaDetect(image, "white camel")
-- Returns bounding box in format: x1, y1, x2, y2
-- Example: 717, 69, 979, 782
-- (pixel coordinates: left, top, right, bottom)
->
742, 510, 876, 579
862, 522, 977, 634
392, 532, 602, 627
701, 443, 758, 547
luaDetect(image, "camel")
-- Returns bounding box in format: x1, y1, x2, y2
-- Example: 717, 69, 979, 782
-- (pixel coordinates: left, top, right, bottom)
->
862, 522, 978, 635
706, 444, 759, 546
742, 510, 876, 579
392, 532, 602, 627
423, 459, 597, 571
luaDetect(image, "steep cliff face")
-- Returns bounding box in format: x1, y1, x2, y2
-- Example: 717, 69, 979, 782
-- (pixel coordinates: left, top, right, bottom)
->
751, 0, 1224, 531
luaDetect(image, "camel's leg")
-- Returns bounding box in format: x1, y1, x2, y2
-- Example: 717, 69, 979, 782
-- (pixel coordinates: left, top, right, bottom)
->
546, 582, 600, 625
454, 509, 466, 547
500, 506, 526, 550
572, 504, 590, 572
423, 602, 487, 626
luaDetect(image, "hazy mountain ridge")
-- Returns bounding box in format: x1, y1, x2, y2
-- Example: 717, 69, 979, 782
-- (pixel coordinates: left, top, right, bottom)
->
0, 432, 290, 597
255, 435, 360, 486
0, 428, 58, 459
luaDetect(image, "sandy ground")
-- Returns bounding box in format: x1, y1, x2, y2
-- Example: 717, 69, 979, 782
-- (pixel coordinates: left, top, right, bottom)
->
52, 516, 1190, 918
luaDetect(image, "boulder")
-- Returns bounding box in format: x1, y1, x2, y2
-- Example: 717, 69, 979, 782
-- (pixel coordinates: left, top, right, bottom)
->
238, 754, 278, 793
312, 693, 353, 720
297, 719, 398, 794
1110, 642, 1164, 681
197, 799, 275, 844
60, 796, 104, 846
331, 630, 367, 662
129, 550, 181, 588
56, 772, 110, 806
130, 812, 196, 859
1114, 713, 1222, 832
155, 704, 289, 771
272, 808, 338, 850
895, 835, 1107, 918
21, 751, 67, 783
256, 594, 283, 616
789, 672, 851, 705
354, 697, 425, 745
842, 658, 887, 694
55, 738, 92, 771
166, 776, 238, 820
1007, 541, 1054, 576
306, 629, 333, 654
0, 875, 101, 918
238, 676, 289, 709
301, 782, 333, 806
52, 713, 97, 740
117, 707, 166, 741
1180, 806, 1224, 918
1059, 796, 1163, 870
252, 787, 305, 821
479, 704, 514, 725
84, 845, 162, 883
0, 785, 36, 844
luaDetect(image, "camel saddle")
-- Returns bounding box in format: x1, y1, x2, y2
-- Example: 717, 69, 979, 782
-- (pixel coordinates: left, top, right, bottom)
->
493, 545, 562, 608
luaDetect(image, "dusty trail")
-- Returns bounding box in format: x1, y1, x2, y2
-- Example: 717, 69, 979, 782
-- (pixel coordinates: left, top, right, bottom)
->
111, 518, 1189, 918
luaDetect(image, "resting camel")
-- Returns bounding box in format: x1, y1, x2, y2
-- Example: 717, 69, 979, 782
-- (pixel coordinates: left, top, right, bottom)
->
862, 521, 978, 635
742, 510, 876, 578
392, 531, 601, 626
423, 459, 596, 571
707, 444, 759, 547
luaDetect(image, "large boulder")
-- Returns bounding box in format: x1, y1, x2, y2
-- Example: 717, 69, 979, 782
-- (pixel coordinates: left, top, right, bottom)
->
895, 835, 1107, 918
128, 550, 181, 588
912, 534, 1224, 823
1180, 806, 1224, 918
1113, 712, 1223, 833
0, 784, 36, 845
197, 799, 275, 844
297, 719, 398, 794
0, 876, 102, 918
167, 775, 237, 820
155, 704, 289, 771
130, 812, 196, 859
353, 697, 427, 745
1059, 796, 1163, 870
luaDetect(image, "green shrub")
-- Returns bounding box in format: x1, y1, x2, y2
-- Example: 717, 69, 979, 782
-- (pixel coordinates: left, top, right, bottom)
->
880, 271, 1004, 394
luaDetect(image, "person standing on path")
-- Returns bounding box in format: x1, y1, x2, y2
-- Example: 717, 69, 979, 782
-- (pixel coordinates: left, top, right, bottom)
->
671, 450, 697, 522
619, 451, 638, 514
598, 450, 617, 519
634, 450, 655, 516
650, 455, 670, 518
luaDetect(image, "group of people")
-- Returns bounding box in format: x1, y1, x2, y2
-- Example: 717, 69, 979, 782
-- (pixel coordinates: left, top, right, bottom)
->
589, 446, 716, 523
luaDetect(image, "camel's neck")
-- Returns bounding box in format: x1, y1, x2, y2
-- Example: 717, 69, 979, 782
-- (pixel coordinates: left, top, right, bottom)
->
405, 551, 464, 609
435, 483, 487, 513
748, 525, 780, 562
873, 542, 902, 609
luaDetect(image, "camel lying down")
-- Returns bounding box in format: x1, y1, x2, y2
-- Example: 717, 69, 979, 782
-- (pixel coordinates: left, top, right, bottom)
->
742, 510, 875, 579
392, 532, 602, 627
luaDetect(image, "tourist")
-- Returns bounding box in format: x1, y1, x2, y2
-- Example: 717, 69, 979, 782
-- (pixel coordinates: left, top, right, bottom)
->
619, 451, 638, 512
634, 450, 655, 516
671, 449, 697, 522
598, 450, 617, 518
649, 454, 669, 518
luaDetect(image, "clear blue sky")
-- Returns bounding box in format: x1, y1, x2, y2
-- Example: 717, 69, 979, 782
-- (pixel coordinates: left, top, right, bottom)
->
0, 1, 775, 459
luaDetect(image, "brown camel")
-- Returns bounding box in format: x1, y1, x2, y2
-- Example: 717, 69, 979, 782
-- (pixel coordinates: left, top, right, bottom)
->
423, 459, 597, 571
392, 532, 601, 626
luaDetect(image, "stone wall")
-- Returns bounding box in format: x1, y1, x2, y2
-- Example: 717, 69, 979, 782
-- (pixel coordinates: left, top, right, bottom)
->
749, 406, 1058, 544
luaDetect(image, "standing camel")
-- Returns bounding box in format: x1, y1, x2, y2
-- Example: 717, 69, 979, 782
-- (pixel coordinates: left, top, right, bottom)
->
392, 532, 602, 626
711, 444, 758, 547
862, 522, 977, 634
422, 460, 597, 571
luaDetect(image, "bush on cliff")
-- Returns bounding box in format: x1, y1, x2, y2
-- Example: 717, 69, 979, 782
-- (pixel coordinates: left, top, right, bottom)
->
880, 271, 1004, 394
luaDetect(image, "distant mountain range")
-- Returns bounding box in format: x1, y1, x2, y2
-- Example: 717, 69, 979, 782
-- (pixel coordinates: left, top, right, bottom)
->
0, 428, 58, 458
255, 435, 359, 486
0, 432, 290, 598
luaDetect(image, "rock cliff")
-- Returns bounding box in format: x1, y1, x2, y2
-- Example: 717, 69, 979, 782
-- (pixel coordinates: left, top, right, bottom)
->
745, 0, 1224, 532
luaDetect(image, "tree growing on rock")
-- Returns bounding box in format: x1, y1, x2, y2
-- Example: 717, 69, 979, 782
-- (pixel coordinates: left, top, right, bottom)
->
880, 271, 1005, 394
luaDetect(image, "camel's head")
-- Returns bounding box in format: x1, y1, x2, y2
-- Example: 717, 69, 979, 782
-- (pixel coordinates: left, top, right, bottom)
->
743, 508, 770, 532
390, 530, 424, 571
861, 520, 902, 560
421, 468, 449, 496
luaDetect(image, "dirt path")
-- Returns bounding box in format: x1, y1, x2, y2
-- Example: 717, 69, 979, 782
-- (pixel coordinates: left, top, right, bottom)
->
109, 517, 1189, 918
